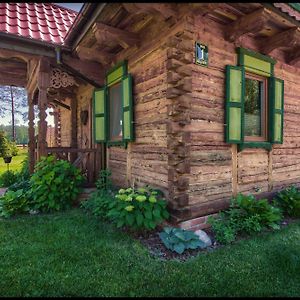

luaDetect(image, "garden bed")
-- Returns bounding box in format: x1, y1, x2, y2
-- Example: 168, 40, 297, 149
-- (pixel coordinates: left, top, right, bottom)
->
133, 217, 298, 262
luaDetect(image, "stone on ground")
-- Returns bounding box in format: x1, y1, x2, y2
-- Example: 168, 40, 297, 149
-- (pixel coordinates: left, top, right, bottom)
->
194, 229, 212, 247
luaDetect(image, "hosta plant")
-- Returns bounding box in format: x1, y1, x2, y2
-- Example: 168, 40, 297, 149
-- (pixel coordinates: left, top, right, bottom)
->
159, 227, 206, 254
30, 155, 84, 213
106, 186, 169, 230
274, 186, 300, 217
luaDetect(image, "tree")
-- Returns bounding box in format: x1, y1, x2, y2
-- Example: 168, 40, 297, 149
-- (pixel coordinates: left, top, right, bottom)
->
0, 131, 12, 158
0, 85, 28, 141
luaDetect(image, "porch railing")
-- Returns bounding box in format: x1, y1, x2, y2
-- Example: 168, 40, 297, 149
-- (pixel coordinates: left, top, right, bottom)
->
46, 147, 101, 186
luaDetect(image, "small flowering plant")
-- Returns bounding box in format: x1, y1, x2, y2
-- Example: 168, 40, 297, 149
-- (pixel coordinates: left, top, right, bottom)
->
107, 186, 169, 230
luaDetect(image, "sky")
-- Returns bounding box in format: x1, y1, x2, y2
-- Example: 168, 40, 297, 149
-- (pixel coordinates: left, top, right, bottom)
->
54, 3, 84, 12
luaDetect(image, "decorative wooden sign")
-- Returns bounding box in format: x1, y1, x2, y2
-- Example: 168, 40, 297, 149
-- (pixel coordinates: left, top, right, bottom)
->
195, 42, 208, 66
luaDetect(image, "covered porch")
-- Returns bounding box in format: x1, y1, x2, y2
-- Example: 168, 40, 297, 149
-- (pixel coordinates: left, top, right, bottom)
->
0, 47, 104, 186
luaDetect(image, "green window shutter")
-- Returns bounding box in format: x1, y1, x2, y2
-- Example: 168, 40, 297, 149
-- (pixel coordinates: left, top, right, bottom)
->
225, 65, 245, 144
269, 77, 284, 144
93, 87, 107, 143
122, 74, 134, 142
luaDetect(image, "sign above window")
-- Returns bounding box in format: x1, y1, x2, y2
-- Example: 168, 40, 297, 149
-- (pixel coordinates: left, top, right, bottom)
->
195, 42, 208, 66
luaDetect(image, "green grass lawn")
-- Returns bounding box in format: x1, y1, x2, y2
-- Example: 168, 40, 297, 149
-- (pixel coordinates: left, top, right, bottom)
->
0, 148, 27, 174
0, 208, 299, 297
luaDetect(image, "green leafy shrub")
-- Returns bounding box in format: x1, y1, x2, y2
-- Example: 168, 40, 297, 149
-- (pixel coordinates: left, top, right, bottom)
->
107, 186, 169, 230
159, 227, 206, 254
0, 131, 12, 158
208, 193, 282, 244
208, 213, 237, 244
274, 186, 300, 217
0, 170, 18, 187
10, 141, 18, 156
0, 189, 32, 218
30, 155, 84, 213
81, 169, 115, 220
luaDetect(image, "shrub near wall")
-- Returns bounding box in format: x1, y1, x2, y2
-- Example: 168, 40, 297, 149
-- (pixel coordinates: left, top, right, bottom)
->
30, 156, 84, 212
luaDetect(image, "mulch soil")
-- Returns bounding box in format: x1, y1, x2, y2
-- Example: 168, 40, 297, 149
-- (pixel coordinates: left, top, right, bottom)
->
126, 217, 298, 262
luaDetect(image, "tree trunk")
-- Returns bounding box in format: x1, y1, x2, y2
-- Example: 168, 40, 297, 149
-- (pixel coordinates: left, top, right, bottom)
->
10, 86, 15, 142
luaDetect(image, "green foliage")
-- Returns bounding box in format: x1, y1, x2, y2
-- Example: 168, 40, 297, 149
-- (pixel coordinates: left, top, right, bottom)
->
0, 188, 32, 218
81, 169, 115, 220
29, 155, 84, 213
0, 170, 18, 187
107, 186, 169, 230
208, 193, 283, 244
95, 169, 113, 193
159, 227, 206, 254
4, 156, 30, 191
10, 141, 18, 156
0, 131, 12, 158
274, 186, 300, 217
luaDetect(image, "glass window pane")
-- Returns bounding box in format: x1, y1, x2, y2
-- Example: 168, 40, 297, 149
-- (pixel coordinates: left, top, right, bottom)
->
109, 82, 122, 141
245, 78, 262, 137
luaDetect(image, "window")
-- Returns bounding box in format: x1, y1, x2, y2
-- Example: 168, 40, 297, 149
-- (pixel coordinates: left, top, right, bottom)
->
93, 61, 134, 145
108, 82, 123, 141
244, 73, 267, 141
225, 48, 284, 149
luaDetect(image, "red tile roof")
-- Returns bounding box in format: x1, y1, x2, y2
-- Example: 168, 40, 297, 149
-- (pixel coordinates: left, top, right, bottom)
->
0, 3, 78, 45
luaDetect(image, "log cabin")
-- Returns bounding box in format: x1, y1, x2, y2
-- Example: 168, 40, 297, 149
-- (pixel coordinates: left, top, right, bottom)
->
1, 2, 300, 229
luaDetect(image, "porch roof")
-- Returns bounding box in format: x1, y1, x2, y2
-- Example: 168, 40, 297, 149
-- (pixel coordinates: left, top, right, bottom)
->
0, 3, 77, 45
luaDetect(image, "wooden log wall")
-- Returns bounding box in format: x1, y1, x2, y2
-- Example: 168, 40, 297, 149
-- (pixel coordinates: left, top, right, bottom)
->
185, 13, 300, 220
108, 44, 169, 190
105, 12, 192, 192
59, 97, 72, 147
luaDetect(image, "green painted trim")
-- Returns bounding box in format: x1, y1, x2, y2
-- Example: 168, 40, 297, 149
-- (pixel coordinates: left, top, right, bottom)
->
106, 60, 128, 86
268, 77, 284, 144
122, 74, 134, 142
288, 3, 300, 13
237, 47, 277, 65
238, 142, 272, 151
225, 65, 245, 144
93, 87, 107, 143
107, 141, 127, 148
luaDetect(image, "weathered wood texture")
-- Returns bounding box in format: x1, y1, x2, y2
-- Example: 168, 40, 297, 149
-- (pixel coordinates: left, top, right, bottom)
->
108, 45, 169, 190
58, 97, 72, 147
185, 13, 300, 221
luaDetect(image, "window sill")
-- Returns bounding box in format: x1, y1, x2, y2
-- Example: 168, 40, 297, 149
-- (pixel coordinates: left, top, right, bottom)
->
107, 141, 127, 148
238, 142, 272, 151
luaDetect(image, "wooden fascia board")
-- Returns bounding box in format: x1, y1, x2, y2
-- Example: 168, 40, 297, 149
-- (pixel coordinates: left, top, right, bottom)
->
225, 8, 271, 42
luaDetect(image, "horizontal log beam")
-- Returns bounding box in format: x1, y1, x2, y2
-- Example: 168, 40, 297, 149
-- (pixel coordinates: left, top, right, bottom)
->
262, 27, 300, 55
123, 3, 177, 20
75, 45, 114, 66
51, 99, 71, 110
0, 59, 27, 87
225, 8, 271, 42
61, 54, 105, 87
93, 22, 140, 49
287, 46, 300, 65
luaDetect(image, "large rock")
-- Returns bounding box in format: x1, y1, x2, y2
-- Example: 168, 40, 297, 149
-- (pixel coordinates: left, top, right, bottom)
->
194, 229, 212, 247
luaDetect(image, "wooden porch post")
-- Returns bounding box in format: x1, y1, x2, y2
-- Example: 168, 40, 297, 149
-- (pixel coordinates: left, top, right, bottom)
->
37, 58, 51, 160
27, 92, 35, 174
